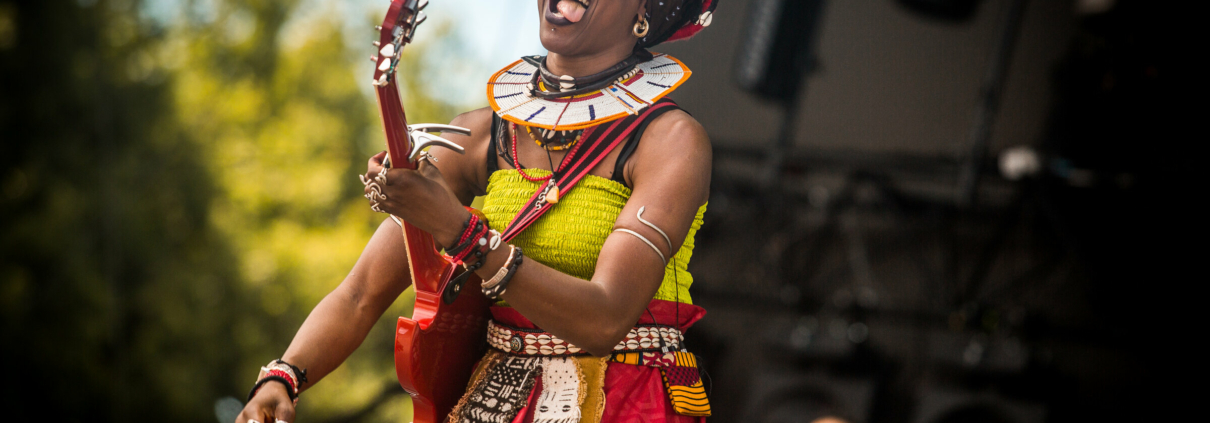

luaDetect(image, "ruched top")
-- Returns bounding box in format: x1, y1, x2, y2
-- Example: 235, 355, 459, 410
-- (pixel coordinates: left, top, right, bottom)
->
481, 169, 705, 304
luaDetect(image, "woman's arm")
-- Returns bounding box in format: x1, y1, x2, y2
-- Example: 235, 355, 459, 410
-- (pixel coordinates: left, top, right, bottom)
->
238, 218, 412, 422
272, 109, 494, 384
238, 110, 493, 423
280, 218, 414, 391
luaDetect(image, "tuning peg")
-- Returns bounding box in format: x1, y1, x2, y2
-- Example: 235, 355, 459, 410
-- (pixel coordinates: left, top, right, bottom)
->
418, 0, 429, 11
378, 57, 392, 72
379, 43, 396, 58
370, 55, 379, 62
373, 41, 381, 47
374, 25, 383, 31
415, 11, 427, 26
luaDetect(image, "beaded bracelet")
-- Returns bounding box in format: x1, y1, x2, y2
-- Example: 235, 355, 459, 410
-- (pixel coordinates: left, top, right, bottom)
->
249, 375, 297, 404
446, 214, 477, 250
442, 228, 499, 304
444, 216, 482, 258
248, 359, 308, 404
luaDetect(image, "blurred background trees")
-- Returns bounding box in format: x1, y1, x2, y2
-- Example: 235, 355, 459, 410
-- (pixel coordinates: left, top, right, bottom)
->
1, 0, 458, 420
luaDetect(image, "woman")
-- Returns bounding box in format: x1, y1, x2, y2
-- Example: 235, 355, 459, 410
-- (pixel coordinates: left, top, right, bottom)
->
238, 0, 719, 422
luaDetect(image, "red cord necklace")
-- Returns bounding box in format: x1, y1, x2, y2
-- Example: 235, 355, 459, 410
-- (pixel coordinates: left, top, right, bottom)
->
511, 123, 553, 182
511, 122, 588, 204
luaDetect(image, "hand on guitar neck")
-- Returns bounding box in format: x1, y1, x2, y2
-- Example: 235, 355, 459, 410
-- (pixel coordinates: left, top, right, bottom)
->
363, 150, 471, 249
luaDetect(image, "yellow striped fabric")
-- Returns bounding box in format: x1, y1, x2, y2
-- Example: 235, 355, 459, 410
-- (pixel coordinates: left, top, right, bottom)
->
482, 169, 706, 304
663, 352, 711, 416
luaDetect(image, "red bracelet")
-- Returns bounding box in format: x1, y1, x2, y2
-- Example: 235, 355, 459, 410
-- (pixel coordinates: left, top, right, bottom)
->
450, 214, 479, 249
446, 221, 489, 265
267, 369, 296, 391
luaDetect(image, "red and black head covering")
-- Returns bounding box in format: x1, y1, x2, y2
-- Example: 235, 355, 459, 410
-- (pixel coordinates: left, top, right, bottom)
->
637, 0, 720, 49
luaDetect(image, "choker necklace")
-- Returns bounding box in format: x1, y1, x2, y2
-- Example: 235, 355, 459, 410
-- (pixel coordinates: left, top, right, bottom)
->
524, 50, 653, 99
488, 52, 691, 134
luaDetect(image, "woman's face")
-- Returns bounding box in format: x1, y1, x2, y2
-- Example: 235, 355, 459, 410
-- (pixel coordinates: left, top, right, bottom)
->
537, 0, 644, 57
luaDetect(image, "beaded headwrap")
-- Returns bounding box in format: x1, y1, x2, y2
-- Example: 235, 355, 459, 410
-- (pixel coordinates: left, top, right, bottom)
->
637, 0, 720, 49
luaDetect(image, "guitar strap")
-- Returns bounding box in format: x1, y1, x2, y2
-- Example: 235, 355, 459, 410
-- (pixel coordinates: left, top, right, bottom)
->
500, 98, 679, 241
443, 99, 679, 304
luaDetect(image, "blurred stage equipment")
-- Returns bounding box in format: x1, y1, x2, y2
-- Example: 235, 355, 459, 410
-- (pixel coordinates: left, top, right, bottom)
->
734, 0, 828, 187
953, 0, 1028, 206
734, 0, 827, 104
733, 0, 1030, 206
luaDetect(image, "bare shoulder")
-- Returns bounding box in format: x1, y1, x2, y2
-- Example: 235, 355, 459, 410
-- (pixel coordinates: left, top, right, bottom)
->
638, 109, 711, 165
447, 107, 494, 139
633, 109, 711, 171
627, 109, 712, 199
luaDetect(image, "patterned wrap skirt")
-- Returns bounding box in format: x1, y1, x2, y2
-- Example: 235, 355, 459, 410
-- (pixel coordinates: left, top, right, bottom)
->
449, 299, 709, 423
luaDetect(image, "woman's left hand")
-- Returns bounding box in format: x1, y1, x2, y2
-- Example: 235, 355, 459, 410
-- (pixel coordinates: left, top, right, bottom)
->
362, 151, 469, 247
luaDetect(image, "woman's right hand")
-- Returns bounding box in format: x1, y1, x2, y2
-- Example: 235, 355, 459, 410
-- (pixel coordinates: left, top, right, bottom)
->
236, 382, 295, 423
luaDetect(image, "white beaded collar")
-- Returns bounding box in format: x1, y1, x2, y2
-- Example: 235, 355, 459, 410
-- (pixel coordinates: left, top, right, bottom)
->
487, 53, 691, 131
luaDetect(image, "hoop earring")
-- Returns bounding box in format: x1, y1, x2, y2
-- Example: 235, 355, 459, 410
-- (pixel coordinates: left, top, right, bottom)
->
633, 15, 649, 38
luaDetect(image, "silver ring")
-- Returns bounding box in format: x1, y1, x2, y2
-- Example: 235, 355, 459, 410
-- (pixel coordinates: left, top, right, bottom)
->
374, 167, 390, 186
364, 180, 387, 213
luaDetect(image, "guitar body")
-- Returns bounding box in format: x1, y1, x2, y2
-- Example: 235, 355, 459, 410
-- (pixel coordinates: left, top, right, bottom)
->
372, 1, 492, 421
393, 225, 491, 423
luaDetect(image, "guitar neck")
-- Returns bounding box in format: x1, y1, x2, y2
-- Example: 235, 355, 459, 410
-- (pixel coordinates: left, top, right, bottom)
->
373, 0, 421, 170
376, 83, 416, 171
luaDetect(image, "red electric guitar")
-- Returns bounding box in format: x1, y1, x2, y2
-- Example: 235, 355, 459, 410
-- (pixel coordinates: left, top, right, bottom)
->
371, 1, 493, 422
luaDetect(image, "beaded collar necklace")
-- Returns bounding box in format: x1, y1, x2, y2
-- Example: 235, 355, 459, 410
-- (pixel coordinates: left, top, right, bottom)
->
519, 51, 652, 150
487, 51, 691, 150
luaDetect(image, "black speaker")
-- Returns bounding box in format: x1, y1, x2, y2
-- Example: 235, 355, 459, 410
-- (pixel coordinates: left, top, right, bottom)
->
734, 0, 828, 103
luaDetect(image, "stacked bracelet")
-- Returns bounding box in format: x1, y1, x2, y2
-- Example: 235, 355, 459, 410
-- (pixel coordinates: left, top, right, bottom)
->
248, 359, 308, 404
444, 215, 486, 265
482, 245, 523, 300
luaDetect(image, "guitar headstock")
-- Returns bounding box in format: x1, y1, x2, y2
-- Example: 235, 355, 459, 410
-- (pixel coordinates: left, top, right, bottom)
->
372, 0, 429, 88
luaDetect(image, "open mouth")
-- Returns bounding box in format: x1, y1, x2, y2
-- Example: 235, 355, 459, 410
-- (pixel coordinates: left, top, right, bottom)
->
547, 0, 589, 25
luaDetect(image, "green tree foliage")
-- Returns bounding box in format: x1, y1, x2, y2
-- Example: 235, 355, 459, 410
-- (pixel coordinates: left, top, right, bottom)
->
1, 0, 457, 421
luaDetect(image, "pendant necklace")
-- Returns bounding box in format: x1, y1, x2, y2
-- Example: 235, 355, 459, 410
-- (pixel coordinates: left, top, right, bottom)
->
511, 122, 583, 207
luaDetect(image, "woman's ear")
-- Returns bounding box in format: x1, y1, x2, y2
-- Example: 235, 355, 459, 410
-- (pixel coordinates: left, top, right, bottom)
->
635, 0, 646, 18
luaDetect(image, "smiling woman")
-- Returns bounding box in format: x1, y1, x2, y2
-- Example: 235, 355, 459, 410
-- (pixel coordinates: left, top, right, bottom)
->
237, 1, 721, 422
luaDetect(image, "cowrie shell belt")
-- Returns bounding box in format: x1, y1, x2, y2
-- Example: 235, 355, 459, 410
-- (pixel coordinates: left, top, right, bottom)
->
487, 319, 683, 356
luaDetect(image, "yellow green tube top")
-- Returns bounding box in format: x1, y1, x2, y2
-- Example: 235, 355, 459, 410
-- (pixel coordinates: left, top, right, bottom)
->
481, 169, 706, 304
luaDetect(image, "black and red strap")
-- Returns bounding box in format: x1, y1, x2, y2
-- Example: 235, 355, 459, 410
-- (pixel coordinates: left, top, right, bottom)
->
500, 99, 680, 241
